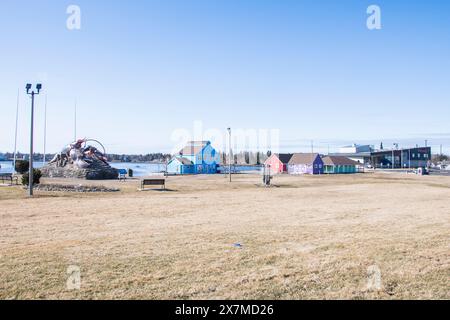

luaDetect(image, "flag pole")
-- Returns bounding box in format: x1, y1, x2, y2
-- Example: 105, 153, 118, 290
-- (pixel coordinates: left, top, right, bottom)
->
74, 98, 77, 141
43, 95, 47, 163
13, 89, 20, 172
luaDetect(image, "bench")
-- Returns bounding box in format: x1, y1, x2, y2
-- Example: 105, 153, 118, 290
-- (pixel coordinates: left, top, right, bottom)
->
141, 178, 166, 191
0, 173, 19, 185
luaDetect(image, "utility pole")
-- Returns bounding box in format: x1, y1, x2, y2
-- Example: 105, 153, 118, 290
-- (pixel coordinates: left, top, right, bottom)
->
26, 84, 42, 197
227, 128, 232, 182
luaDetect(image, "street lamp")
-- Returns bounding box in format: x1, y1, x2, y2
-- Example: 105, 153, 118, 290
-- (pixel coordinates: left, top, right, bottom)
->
227, 128, 232, 182
409, 148, 411, 169
392, 143, 398, 170
26, 83, 42, 196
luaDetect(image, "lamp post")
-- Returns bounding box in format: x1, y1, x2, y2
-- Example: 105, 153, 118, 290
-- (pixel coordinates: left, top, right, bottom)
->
409, 148, 411, 169
26, 83, 42, 197
227, 128, 232, 182
391, 149, 394, 170
392, 143, 398, 170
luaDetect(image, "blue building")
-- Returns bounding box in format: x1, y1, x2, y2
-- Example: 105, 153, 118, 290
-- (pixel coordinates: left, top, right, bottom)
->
167, 141, 220, 174
166, 156, 195, 174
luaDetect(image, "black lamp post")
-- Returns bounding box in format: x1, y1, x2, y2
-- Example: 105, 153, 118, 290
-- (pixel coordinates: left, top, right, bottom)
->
26, 83, 42, 196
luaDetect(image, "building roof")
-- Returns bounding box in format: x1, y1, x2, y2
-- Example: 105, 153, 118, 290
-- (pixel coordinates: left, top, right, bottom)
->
178, 141, 210, 155
331, 146, 431, 158
330, 152, 372, 157
288, 153, 320, 165
173, 157, 193, 165
371, 147, 431, 156
342, 144, 370, 148
271, 153, 294, 164
186, 141, 210, 145
322, 156, 360, 166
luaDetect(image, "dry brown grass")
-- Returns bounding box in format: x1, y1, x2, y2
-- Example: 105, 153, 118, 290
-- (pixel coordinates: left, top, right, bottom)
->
0, 173, 449, 300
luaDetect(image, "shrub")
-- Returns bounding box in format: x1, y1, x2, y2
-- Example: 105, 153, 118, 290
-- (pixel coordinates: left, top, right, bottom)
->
128, 168, 134, 178
21, 169, 42, 186
15, 160, 29, 174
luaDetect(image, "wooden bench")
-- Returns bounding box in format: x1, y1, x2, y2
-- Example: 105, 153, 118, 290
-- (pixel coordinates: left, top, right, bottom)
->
0, 173, 19, 185
140, 178, 166, 190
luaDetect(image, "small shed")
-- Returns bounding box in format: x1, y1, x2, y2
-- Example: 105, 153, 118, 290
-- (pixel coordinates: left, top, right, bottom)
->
167, 157, 194, 175
322, 156, 360, 174
288, 153, 324, 175
264, 153, 294, 174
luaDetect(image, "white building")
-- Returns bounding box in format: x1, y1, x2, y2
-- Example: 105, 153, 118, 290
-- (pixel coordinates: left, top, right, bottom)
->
331, 144, 374, 165
339, 144, 373, 154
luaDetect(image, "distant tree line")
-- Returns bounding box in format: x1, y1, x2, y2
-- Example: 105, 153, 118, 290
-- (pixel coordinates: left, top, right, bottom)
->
3, 151, 447, 166
0, 152, 50, 162
0, 151, 172, 163
1, 151, 270, 165
218, 151, 269, 165
108, 153, 172, 163
432, 154, 449, 163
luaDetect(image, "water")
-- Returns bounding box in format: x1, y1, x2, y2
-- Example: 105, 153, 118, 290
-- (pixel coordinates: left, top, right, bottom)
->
0, 161, 166, 177
110, 162, 166, 177
0, 161, 47, 174
0, 161, 261, 176
218, 165, 263, 174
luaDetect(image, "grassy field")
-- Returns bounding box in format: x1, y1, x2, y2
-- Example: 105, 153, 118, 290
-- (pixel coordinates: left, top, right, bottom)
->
0, 173, 449, 300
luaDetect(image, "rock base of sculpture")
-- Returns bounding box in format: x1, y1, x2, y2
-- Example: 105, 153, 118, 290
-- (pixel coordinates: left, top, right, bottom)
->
41, 158, 118, 180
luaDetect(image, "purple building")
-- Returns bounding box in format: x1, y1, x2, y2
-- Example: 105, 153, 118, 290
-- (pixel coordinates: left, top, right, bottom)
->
287, 153, 324, 175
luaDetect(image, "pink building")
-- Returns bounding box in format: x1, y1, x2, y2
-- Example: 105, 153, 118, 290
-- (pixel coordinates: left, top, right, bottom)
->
264, 154, 294, 174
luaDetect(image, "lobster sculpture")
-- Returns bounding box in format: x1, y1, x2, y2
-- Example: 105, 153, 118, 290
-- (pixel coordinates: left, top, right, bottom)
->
49, 138, 109, 168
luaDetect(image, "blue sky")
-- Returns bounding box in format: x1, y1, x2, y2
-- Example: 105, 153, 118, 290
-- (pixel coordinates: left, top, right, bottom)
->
0, 0, 449, 154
